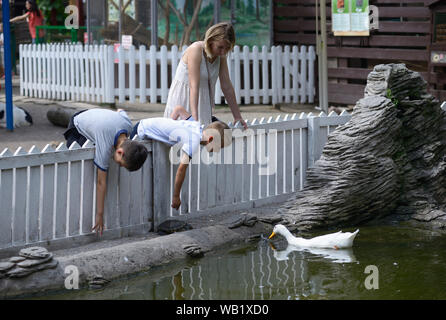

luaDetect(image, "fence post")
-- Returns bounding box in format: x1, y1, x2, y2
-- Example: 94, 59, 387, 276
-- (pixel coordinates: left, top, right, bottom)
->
118, 44, 125, 103
299, 45, 307, 103
105, 45, 115, 103
308, 46, 316, 103
152, 140, 171, 231
272, 46, 278, 105
307, 114, 321, 167
139, 45, 147, 103
149, 45, 157, 103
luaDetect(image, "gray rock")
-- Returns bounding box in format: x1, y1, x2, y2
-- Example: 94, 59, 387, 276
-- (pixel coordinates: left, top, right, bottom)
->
17, 253, 53, 268
19, 247, 50, 259
6, 267, 35, 278
183, 244, 204, 258
246, 234, 261, 242
223, 213, 258, 229
0, 262, 15, 272
258, 215, 283, 225
8, 256, 26, 263
243, 214, 258, 227
34, 259, 58, 272
280, 64, 446, 231
87, 274, 110, 290
3, 258, 58, 279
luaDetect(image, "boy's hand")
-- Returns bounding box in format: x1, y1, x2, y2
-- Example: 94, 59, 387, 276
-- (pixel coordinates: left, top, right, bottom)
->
92, 214, 104, 236
171, 195, 181, 210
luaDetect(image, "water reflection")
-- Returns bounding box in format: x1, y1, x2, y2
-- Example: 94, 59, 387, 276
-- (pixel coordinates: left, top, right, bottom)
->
272, 242, 357, 264
31, 223, 446, 300
151, 240, 361, 300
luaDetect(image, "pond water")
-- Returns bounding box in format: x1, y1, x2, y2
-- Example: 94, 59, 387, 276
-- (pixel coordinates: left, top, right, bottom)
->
32, 221, 446, 300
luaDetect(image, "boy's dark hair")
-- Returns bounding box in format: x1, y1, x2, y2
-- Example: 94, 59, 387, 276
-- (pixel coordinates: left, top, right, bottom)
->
121, 139, 148, 171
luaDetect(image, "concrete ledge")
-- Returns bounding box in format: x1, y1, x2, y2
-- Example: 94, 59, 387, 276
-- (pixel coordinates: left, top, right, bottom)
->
0, 222, 272, 299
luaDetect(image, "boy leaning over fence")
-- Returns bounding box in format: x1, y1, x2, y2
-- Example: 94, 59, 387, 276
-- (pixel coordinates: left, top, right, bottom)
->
64, 108, 149, 236
131, 107, 232, 210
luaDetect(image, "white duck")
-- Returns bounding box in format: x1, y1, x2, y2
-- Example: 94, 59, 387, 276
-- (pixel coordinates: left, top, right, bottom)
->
268, 224, 359, 249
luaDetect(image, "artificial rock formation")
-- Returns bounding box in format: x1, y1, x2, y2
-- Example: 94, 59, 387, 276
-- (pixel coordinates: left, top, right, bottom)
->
280, 64, 446, 232
0, 247, 58, 279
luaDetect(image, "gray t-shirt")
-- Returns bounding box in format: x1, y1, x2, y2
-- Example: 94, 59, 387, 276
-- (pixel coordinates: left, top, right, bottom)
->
74, 109, 132, 171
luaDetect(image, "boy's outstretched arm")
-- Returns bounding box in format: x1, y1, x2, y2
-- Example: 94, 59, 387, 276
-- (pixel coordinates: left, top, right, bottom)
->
93, 169, 107, 235
172, 153, 190, 210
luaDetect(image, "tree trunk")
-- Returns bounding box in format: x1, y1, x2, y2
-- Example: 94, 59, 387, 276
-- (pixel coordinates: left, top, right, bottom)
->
181, 0, 203, 45
256, 0, 260, 21
194, 0, 200, 41
164, 0, 171, 45
135, 0, 150, 28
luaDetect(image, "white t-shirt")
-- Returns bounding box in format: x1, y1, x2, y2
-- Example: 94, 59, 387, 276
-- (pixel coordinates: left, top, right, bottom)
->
137, 118, 203, 157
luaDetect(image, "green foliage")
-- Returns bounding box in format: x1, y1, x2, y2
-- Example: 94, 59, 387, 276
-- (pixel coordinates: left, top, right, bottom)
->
37, 0, 66, 25
386, 88, 400, 107
158, 0, 270, 47
247, 0, 255, 12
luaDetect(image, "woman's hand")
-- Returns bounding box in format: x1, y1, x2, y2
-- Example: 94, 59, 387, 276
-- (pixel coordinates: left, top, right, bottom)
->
233, 117, 248, 130
219, 57, 247, 130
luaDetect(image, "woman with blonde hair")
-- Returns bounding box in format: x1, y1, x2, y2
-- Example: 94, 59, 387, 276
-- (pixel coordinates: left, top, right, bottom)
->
164, 22, 247, 129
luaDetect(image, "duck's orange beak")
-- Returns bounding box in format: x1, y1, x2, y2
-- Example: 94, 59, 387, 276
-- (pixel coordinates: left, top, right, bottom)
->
268, 232, 276, 239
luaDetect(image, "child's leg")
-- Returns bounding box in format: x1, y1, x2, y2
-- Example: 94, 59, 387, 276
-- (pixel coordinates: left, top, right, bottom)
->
63, 110, 88, 148
130, 121, 140, 139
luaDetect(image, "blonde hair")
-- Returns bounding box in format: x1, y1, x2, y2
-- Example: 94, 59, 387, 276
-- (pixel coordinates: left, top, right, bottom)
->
204, 121, 232, 148
204, 22, 236, 58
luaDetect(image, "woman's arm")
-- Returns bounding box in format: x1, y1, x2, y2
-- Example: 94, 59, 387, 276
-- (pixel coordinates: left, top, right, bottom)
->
186, 43, 203, 122
10, 13, 29, 23
219, 57, 248, 129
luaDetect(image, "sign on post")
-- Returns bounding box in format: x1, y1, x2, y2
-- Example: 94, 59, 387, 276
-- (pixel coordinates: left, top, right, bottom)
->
332, 0, 370, 36
121, 35, 133, 50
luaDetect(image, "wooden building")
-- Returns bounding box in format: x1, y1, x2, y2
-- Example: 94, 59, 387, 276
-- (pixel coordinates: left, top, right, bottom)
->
273, 0, 446, 105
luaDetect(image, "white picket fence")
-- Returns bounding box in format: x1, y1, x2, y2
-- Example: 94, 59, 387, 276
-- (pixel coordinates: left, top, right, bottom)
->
0, 111, 350, 254
19, 44, 110, 103
0, 140, 154, 256
19, 44, 316, 105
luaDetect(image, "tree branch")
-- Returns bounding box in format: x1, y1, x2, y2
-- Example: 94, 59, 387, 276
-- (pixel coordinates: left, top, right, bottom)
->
168, 1, 186, 26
